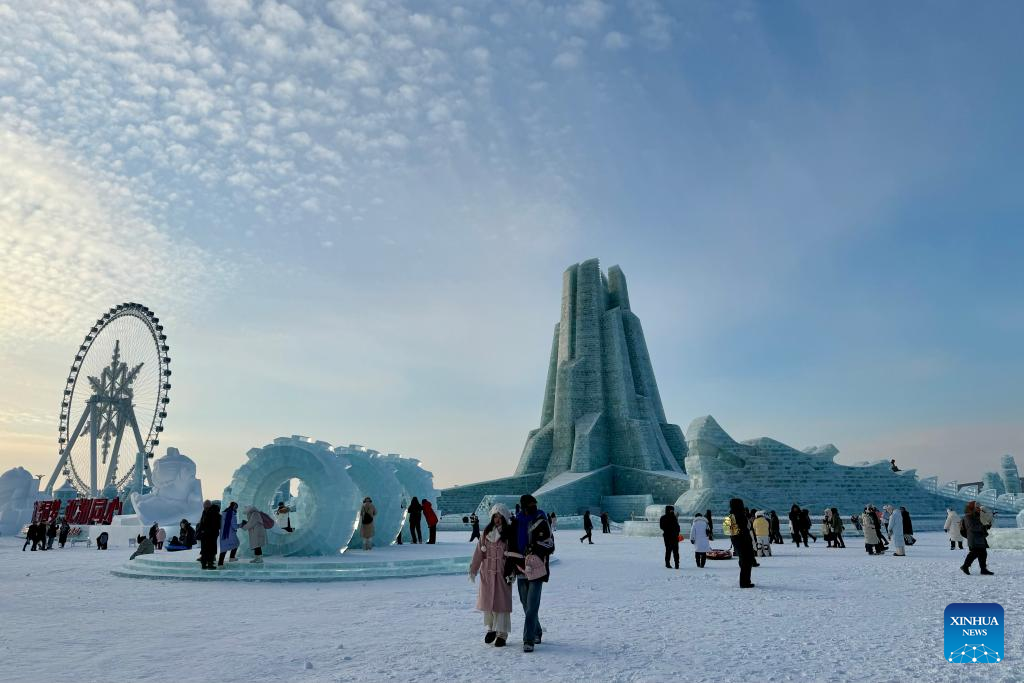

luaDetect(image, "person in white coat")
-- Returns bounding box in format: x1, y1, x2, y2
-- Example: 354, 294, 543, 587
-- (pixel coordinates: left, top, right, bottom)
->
944, 508, 964, 550
885, 504, 905, 556
242, 505, 268, 563
689, 514, 712, 568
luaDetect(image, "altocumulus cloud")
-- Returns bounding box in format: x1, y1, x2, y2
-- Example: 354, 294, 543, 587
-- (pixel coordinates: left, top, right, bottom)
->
0, 130, 232, 345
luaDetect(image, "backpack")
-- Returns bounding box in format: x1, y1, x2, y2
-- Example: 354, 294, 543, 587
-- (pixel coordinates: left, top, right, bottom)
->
259, 511, 275, 529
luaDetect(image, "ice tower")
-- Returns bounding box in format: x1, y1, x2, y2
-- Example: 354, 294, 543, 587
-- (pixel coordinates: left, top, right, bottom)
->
1001, 455, 1022, 495
440, 259, 689, 520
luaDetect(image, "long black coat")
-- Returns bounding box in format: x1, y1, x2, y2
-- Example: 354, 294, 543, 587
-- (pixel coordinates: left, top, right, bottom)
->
198, 508, 222, 541
583, 512, 593, 531
659, 513, 680, 542
963, 511, 988, 551
901, 508, 913, 535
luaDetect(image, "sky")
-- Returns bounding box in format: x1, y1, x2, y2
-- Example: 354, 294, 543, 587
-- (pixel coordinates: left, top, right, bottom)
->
1, 0, 1022, 498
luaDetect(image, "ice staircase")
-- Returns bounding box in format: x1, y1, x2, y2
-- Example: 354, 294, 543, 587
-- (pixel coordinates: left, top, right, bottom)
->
112, 553, 473, 583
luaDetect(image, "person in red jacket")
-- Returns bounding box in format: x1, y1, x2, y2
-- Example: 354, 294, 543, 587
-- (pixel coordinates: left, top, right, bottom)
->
422, 499, 439, 544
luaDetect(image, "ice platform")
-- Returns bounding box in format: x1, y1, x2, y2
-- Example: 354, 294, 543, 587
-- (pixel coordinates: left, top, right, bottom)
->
112, 543, 472, 583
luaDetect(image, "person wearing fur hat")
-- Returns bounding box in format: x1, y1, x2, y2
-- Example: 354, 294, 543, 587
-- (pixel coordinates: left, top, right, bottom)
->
469, 504, 514, 647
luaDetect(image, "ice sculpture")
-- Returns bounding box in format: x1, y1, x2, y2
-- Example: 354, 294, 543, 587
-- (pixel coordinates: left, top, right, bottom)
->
0, 467, 39, 536
336, 448, 404, 550
226, 437, 361, 557
674, 415, 1019, 523
1002, 455, 1022, 495
982, 472, 1005, 496
223, 436, 430, 556
130, 447, 204, 525
440, 260, 690, 520
336, 448, 438, 543
1018, 509, 1024, 529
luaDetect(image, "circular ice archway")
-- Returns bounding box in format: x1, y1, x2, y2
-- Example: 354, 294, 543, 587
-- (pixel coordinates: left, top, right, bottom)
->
226, 438, 361, 557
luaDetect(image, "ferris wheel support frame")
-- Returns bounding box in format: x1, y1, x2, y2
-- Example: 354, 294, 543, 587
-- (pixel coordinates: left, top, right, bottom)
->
45, 396, 152, 497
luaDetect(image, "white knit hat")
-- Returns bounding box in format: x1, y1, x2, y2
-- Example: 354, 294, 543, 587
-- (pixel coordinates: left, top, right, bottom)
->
489, 503, 511, 522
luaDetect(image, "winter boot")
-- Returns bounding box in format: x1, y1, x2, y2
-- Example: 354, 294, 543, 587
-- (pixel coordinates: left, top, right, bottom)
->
484, 631, 497, 644
980, 569, 995, 575
960, 565, 970, 575
494, 637, 506, 648
250, 556, 263, 564
523, 642, 534, 653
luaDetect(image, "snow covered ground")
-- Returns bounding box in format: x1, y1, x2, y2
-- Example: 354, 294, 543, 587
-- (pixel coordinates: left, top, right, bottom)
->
2, 531, 1022, 683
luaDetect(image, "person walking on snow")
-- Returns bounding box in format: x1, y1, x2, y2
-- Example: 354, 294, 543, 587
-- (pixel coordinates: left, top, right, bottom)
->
788, 505, 803, 547
407, 497, 423, 544
359, 497, 377, 550
753, 511, 771, 556
46, 520, 57, 549
155, 525, 166, 550
218, 501, 240, 565
944, 508, 964, 550
241, 505, 269, 563
862, 506, 884, 555
198, 501, 222, 569
512, 494, 554, 652
769, 510, 783, 544
659, 506, 680, 569
961, 501, 994, 575
579, 510, 594, 544
58, 519, 70, 548
600, 511, 610, 534
727, 498, 756, 588
885, 504, 905, 556
469, 503, 515, 648
468, 512, 481, 542
831, 507, 846, 548
422, 499, 438, 544
800, 508, 817, 544
689, 513, 711, 567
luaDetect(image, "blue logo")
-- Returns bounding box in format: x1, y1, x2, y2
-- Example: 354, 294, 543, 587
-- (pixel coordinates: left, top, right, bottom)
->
945, 603, 1004, 663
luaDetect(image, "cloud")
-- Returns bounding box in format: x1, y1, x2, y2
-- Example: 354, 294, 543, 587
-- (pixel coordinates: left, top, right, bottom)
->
629, 0, 675, 50
567, 0, 611, 30
603, 31, 630, 50
0, 129, 232, 346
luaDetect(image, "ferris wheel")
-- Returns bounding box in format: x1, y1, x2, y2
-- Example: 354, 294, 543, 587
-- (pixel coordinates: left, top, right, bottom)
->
45, 303, 171, 497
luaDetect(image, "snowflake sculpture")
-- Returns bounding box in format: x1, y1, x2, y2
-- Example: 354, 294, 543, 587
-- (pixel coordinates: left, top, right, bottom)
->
948, 644, 1001, 663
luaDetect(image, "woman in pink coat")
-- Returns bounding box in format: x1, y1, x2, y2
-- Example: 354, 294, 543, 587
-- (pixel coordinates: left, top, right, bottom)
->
469, 503, 513, 647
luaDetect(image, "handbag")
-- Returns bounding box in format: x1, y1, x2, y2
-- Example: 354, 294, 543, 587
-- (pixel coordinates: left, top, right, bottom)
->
903, 534, 916, 546
524, 553, 547, 581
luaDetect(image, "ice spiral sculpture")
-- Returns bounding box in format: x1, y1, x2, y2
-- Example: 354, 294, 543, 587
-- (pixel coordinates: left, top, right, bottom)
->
224, 436, 430, 556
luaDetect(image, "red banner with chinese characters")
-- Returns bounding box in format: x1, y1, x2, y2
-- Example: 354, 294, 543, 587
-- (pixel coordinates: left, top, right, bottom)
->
35, 497, 122, 525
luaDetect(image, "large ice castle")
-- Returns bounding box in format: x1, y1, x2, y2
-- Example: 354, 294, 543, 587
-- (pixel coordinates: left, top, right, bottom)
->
439, 259, 1023, 527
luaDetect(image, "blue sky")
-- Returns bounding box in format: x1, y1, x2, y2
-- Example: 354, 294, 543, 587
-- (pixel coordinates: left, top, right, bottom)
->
1, 0, 1021, 496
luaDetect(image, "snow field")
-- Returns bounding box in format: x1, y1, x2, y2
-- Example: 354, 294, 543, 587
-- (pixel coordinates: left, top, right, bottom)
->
1, 531, 1022, 682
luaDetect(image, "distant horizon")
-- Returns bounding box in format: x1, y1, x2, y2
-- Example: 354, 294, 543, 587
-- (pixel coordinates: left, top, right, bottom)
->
2, 2, 1022, 500
5, 260, 1021, 499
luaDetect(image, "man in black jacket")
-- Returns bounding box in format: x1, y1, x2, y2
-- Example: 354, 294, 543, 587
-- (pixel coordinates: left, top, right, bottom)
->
197, 501, 222, 570
730, 498, 756, 588
511, 495, 554, 653
659, 506, 680, 569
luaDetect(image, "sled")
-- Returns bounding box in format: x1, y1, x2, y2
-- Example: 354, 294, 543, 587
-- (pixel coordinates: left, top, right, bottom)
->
706, 549, 733, 560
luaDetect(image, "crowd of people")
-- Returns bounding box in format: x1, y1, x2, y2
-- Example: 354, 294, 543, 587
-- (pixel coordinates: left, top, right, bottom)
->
20, 491, 1002, 654
646, 498, 1000, 590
